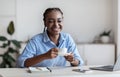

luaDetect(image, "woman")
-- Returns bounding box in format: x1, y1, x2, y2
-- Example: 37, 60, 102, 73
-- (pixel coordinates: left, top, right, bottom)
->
17, 7, 84, 67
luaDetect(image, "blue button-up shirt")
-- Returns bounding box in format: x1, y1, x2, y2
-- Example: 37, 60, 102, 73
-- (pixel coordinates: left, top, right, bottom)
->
17, 32, 84, 67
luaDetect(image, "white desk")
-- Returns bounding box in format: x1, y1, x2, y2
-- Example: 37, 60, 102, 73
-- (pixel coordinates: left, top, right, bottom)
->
0, 66, 120, 77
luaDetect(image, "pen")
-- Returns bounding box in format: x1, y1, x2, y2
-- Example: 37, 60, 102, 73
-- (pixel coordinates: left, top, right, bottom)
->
46, 67, 52, 72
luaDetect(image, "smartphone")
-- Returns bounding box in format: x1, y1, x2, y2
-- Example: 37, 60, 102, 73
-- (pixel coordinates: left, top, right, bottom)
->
72, 69, 88, 73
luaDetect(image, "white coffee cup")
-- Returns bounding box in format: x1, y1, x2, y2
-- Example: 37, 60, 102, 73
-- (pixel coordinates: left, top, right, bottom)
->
58, 48, 67, 56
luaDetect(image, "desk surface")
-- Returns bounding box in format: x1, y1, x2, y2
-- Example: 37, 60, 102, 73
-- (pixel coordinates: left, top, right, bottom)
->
0, 66, 120, 77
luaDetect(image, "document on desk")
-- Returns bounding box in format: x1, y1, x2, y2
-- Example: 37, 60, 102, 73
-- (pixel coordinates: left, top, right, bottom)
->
28, 67, 51, 73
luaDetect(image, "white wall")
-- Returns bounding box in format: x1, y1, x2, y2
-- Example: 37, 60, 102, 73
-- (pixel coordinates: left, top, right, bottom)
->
113, 0, 118, 44
117, 0, 120, 57
16, 0, 114, 43
112, 0, 118, 59
0, 0, 114, 43
0, 0, 16, 38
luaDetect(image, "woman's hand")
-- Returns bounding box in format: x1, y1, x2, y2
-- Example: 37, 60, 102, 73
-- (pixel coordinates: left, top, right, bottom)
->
24, 48, 58, 67
45, 48, 59, 59
64, 53, 79, 66
64, 52, 74, 63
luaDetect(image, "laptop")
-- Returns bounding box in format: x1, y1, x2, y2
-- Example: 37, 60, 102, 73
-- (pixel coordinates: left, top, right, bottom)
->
89, 56, 120, 71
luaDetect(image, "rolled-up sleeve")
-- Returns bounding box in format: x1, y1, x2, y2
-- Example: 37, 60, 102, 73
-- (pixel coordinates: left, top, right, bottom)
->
17, 39, 37, 68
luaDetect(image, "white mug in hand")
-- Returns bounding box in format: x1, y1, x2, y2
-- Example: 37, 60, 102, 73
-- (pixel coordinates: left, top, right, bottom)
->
58, 48, 67, 56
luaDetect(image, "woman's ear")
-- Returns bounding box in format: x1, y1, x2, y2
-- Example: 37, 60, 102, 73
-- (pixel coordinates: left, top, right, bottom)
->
43, 26, 47, 32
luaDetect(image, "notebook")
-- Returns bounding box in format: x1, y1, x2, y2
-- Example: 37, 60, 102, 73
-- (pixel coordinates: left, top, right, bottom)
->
28, 67, 51, 73
89, 56, 120, 71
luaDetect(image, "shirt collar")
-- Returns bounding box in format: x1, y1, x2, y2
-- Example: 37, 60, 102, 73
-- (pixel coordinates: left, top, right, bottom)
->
43, 31, 50, 42
43, 31, 65, 43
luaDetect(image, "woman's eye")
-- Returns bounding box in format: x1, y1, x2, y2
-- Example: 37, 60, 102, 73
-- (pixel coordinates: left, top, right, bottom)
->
48, 20, 53, 23
58, 20, 62, 23
58, 18, 63, 23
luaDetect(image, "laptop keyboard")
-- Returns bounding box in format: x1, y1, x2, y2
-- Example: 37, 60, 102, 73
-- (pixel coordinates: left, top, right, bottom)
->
89, 65, 114, 71
101, 65, 114, 69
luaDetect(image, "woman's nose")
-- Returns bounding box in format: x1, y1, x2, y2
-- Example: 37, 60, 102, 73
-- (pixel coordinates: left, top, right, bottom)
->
54, 21, 59, 27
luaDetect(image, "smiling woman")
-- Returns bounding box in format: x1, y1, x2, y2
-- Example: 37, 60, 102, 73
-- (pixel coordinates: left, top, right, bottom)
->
0, 0, 117, 68
17, 7, 84, 68
43, 8, 63, 38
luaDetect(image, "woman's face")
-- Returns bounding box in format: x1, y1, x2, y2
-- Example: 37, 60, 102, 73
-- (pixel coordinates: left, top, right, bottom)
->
44, 11, 63, 36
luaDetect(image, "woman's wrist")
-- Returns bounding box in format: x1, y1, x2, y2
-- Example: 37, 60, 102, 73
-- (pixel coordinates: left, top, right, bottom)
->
70, 59, 80, 66
70, 59, 75, 64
